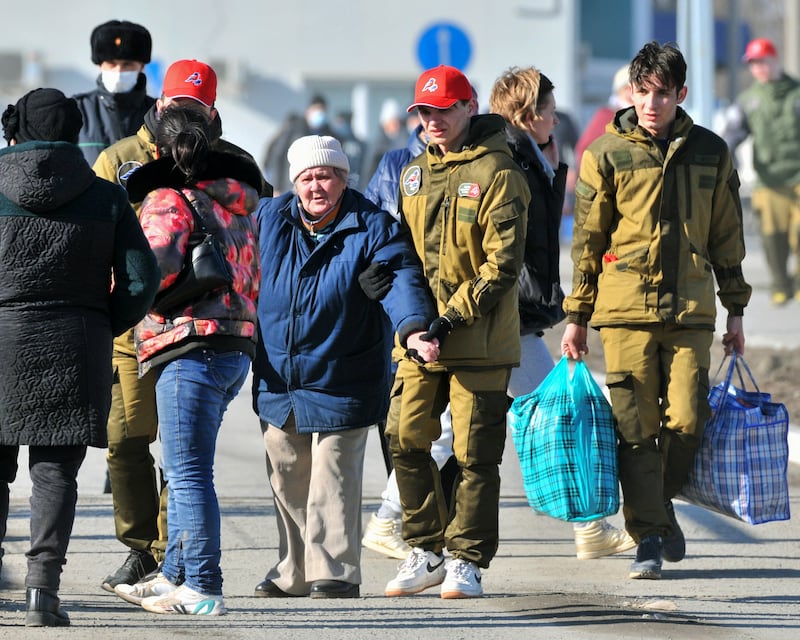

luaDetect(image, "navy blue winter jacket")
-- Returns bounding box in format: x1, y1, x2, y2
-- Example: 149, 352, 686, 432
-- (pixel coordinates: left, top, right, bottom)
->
252, 189, 434, 433
363, 125, 426, 218
73, 73, 155, 166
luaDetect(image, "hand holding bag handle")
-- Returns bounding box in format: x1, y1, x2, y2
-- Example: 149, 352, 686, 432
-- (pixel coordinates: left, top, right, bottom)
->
677, 349, 790, 524
151, 189, 233, 315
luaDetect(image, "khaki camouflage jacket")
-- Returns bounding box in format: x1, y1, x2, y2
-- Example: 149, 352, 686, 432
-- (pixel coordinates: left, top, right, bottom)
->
398, 114, 530, 368
565, 106, 751, 329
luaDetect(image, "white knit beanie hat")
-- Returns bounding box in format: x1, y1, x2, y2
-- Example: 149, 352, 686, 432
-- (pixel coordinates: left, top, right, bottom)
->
288, 134, 350, 183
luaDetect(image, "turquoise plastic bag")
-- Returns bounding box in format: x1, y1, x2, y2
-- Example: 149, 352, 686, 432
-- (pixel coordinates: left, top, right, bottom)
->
509, 356, 619, 522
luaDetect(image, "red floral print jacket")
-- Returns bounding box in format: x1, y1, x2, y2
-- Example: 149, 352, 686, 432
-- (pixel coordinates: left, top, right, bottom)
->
134, 175, 260, 371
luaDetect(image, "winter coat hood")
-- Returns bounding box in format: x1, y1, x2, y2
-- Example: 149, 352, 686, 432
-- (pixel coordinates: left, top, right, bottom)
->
0, 141, 94, 213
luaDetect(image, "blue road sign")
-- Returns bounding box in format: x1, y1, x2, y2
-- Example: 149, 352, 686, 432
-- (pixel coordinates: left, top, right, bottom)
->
416, 22, 472, 70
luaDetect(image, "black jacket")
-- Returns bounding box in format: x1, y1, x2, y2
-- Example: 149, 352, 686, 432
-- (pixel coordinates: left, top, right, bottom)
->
0, 141, 160, 447
73, 73, 155, 166
505, 125, 567, 332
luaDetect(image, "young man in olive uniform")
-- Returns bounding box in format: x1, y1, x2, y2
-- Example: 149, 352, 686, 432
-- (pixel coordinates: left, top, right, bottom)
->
562, 42, 751, 580
384, 65, 530, 599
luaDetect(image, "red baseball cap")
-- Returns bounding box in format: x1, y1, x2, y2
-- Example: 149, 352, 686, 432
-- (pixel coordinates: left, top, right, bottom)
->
743, 38, 778, 62
162, 59, 217, 108
407, 65, 472, 112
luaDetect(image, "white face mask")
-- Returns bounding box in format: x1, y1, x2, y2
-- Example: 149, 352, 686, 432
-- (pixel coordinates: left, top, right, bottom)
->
101, 69, 140, 94
307, 109, 328, 130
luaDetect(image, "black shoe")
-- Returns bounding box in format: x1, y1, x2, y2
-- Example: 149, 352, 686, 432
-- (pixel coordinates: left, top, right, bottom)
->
254, 578, 303, 598
25, 588, 70, 627
662, 500, 686, 563
309, 579, 360, 599
628, 535, 663, 580
101, 549, 158, 593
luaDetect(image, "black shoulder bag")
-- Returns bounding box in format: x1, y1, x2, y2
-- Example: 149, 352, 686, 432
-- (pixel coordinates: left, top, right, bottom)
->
151, 190, 233, 315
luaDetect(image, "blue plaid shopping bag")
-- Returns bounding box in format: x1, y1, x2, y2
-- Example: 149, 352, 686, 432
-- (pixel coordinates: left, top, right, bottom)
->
677, 351, 790, 524
509, 356, 619, 522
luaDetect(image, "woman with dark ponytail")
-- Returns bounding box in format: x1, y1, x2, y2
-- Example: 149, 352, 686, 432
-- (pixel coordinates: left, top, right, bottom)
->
118, 105, 262, 616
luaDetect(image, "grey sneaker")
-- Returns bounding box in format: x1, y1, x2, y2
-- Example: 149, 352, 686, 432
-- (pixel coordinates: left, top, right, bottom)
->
662, 501, 685, 563
629, 535, 663, 580
101, 549, 158, 593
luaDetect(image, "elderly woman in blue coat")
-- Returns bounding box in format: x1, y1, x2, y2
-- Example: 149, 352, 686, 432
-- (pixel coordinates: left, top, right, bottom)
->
252, 135, 437, 599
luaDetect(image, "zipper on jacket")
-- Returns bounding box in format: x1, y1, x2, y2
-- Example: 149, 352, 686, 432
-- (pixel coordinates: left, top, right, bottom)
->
441, 195, 451, 257
683, 165, 692, 220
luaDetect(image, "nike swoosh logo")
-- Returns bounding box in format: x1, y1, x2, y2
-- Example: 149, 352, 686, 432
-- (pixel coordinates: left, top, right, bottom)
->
426, 558, 444, 572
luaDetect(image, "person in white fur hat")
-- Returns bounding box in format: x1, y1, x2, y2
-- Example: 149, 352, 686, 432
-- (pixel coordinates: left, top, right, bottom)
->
251, 134, 437, 599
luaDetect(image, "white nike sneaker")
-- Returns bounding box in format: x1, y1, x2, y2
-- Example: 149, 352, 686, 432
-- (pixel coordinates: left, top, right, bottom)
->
440, 558, 483, 599
384, 547, 446, 596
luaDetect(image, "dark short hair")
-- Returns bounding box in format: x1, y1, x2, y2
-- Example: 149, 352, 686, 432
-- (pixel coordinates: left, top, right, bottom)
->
308, 94, 327, 108
629, 41, 687, 93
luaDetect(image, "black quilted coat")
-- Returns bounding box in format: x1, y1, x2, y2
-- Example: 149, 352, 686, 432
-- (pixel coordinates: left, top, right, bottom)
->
0, 140, 160, 447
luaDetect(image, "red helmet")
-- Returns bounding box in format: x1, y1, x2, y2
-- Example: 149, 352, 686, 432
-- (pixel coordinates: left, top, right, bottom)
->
743, 38, 778, 62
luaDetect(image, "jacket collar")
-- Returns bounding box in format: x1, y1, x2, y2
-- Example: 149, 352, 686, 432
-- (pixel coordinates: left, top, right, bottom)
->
125, 151, 263, 202
614, 105, 694, 143
427, 114, 511, 165
279, 189, 362, 236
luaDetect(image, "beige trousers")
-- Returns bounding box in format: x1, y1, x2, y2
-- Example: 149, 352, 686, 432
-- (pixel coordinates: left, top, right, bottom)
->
261, 416, 369, 595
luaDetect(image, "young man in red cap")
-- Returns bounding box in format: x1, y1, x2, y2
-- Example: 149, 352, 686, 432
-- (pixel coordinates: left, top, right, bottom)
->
73, 20, 155, 166
383, 65, 530, 599
720, 37, 800, 305
92, 59, 270, 598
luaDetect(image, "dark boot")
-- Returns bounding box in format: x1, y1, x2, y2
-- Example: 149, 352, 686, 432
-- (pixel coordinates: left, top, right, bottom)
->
761, 232, 792, 301
25, 587, 70, 627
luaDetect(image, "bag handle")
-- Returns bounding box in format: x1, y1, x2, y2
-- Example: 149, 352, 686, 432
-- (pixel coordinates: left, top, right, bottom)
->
731, 351, 762, 394
711, 351, 766, 421
715, 350, 762, 395
172, 188, 217, 234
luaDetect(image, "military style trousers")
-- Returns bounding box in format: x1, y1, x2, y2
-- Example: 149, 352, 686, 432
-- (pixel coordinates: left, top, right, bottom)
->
600, 325, 712, 542
752, 185, 800, 298
385, 359, 510, 568
106, 347, 166, 561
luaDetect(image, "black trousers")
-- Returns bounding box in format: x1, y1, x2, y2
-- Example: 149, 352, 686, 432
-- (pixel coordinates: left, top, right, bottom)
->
0, 444, 87, 590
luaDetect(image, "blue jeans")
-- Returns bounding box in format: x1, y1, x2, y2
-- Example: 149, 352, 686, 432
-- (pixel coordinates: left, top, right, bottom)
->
155, 349, 250, 595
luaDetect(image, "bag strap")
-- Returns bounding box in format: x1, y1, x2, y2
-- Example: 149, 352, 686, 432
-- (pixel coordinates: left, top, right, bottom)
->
711, 351, 766, 421
731, 351, 762, 395
172, 188, 215, 234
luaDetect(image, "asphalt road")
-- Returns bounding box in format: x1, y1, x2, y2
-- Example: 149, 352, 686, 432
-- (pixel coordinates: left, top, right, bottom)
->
2, 207, 798, 637
2, 381, 798, 639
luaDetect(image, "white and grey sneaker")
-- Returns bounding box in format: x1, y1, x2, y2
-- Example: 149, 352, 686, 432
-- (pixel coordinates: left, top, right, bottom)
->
384, 547, 446, 596
114, 573, 177, 605
440, 558, 483, 599
141, 583, 226, 616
